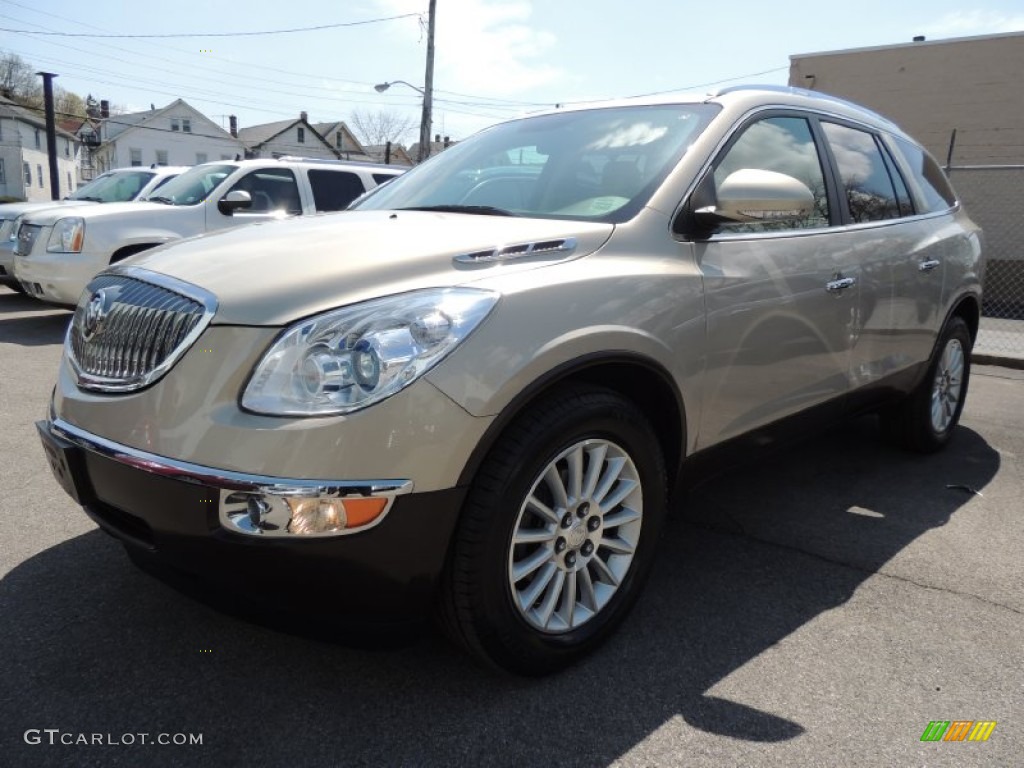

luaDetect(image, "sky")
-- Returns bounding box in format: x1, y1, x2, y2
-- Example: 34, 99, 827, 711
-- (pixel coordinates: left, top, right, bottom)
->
2, 0, 1022, 146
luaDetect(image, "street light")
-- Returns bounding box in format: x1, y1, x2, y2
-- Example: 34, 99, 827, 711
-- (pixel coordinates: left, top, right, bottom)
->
374, 80, 424, 96
374, 80, 433, 163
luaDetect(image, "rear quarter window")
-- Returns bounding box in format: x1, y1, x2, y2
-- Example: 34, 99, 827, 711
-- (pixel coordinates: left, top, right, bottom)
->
308, 170, 367, 212
891, 137, 957, 213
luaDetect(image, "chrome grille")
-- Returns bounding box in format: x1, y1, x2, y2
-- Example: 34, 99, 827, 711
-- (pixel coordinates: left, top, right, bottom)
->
15, 223, 42, 257
67, 268, 217, 392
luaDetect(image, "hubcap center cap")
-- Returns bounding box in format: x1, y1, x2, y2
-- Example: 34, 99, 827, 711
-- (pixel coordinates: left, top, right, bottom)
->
566, 522, 587, 549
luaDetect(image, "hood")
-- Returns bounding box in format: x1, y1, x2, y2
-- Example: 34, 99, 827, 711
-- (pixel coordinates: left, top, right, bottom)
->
23, 201, 185, 226
0, 200, 96, 220
127, 210, 614, 325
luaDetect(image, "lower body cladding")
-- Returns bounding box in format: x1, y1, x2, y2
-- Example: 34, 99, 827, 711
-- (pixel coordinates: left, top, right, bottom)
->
37, 418, 466, 629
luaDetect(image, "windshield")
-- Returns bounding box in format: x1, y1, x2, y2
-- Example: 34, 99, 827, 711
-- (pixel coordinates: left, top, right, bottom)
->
146, 164, 236, 206
67, 170, 155, 202
353, 104, 719, 222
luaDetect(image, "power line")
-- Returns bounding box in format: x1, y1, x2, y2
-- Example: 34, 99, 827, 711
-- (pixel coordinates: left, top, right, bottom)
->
0, 9, 528, 120
621, 67, 791, 100
0, 13, 420, 38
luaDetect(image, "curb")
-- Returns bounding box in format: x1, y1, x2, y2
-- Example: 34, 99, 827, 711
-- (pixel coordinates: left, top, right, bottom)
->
972, 352, 1024, 371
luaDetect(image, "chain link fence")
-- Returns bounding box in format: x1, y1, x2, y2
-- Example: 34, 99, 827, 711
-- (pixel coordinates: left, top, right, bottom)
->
948, 166, 1024, 362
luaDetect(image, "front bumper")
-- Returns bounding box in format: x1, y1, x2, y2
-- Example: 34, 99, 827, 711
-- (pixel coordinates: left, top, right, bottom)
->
0, 242, 16, 287
14, 239, 98, 306
37, 418, 466, 626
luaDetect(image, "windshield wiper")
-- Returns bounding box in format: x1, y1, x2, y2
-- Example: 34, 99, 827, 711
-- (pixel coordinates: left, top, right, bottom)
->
72, 195, 103, 202
147, 195, 174, 205
397, 204, 517, 217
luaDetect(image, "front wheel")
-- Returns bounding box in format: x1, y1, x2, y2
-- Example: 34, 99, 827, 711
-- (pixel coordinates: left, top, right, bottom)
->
439, 385, 668, 675
880, 315, 972, 453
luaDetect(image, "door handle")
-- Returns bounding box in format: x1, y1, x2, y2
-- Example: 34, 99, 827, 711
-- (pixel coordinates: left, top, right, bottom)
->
825, 276, 856, 293
918, 259, 941, 272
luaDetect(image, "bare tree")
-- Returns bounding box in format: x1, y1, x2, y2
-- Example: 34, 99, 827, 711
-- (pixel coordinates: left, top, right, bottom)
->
349, 109, 416, 149
54, 89, 87, 119
0, 52, 40, 103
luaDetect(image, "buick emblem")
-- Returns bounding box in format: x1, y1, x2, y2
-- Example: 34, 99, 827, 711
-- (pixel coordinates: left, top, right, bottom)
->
81, 289, 111, 341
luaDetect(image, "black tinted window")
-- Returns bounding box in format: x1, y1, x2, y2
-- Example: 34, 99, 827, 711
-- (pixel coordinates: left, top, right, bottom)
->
713, 116, 830, 232
891, 137, 957, 212
879, 141, 913, 216
822, 122, 900, 223
373, 173, 400, 186
309, 170, 366, 212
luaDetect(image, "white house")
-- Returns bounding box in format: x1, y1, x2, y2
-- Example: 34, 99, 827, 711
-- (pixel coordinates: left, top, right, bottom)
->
239, 112, 338, 160
91, 99, 244, 173
0, 95, 79, 201
311, 121, 371, 161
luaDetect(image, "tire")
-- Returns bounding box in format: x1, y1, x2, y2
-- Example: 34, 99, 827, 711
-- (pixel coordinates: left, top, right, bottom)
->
880, 315, 972, 453
439, 384, 668, 675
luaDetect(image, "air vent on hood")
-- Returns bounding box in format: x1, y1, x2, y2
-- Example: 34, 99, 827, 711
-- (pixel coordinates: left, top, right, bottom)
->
454, 237, 577, 264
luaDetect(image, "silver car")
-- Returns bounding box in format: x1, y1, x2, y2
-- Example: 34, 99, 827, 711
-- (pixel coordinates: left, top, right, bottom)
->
37, 86, 982, 674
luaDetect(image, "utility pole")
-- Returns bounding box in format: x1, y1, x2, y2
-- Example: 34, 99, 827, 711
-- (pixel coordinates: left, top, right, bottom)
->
37, 72, 61, 200
417, 0, 436, 163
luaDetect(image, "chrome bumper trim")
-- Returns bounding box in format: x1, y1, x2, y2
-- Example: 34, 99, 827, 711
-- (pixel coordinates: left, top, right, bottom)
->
47, 418, 413, 538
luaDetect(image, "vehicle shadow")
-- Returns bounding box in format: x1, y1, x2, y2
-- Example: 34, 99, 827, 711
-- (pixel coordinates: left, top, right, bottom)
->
0, 288, 70, 346
0, 421, 999, 767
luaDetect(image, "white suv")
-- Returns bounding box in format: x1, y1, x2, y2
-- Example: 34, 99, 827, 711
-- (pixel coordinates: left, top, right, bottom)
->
0, 166, 185, 292
14, 158, 404, 306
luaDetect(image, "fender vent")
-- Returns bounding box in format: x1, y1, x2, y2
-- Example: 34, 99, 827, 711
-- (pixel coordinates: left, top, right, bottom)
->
454, 237, 577, 264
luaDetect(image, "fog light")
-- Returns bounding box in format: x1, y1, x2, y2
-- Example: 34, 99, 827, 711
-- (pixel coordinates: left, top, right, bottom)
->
284, 496, 389, 535
287, 497, 347, 534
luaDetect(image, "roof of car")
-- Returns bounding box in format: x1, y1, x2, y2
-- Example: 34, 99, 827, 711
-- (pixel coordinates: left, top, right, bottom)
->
196, 157, 405, 172
102, 165, 190, 176
521, 84, 903, 134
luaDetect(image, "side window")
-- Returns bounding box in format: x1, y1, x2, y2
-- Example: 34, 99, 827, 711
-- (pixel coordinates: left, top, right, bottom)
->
713, 116, 830, 232
229, 169, 301, 214
879, 140, 913, 216
891, 136, 957, 213
308, 170, 366, 212
373, 173, 399, 186
821, 122, 899, 223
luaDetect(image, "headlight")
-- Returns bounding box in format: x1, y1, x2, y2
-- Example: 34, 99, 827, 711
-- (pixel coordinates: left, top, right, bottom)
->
46, 217, 86, 253
242, 288, 499, 416
6, 215, 23, 242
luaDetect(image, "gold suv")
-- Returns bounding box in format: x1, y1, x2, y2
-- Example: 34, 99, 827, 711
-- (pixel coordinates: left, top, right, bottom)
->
37, 86, 983, 675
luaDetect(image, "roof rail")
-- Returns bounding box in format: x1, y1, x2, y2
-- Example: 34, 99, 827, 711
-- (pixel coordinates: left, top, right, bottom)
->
710, 84, 899, 129
274, 155, 401, 169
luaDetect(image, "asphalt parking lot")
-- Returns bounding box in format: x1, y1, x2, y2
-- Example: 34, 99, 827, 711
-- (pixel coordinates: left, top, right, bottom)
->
1, 285, 1021, 768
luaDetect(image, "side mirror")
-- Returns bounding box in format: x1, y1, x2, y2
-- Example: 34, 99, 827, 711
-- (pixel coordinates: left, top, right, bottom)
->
696, 169, 814, 224
217, 189, 252, 216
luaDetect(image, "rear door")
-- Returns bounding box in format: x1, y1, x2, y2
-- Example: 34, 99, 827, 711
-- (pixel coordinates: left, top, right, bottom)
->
306, 169, 368, 213
818, 121, 944, 385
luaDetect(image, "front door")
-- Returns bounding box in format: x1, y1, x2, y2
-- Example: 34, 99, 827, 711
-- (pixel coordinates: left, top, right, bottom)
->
693, 114, 858, 448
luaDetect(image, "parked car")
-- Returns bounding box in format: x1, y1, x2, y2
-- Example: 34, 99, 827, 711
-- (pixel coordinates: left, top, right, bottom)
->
37, 86, 982, 675
13, 158, 404, 306
0, 166, 185, 292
